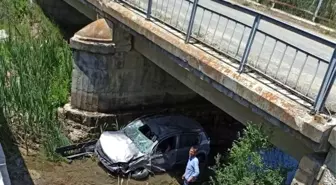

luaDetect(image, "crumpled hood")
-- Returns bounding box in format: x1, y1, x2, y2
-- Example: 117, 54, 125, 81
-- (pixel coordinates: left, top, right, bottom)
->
99, 131, 144, 163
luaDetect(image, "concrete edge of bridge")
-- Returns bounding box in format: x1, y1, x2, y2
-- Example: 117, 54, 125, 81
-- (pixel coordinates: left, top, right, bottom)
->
66, 0, 336, 153
329, 127, 336, 149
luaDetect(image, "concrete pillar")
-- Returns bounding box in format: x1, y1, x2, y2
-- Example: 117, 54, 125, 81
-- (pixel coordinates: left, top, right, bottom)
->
320, 127, 336, 185
70, 19, 115, 112
321, 147, 336, 185
69, 19, 198, 113
291, 153, 325, 185
292, 127, 336, 185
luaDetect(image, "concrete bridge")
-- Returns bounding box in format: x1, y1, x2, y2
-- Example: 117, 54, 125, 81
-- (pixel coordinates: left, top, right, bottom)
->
39, 0, 336, 184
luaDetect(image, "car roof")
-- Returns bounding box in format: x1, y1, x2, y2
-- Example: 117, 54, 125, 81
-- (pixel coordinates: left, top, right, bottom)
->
138, 114, 204, 139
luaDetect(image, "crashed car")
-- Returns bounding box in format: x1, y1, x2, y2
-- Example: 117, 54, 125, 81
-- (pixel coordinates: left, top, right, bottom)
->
95, 114, 210, 180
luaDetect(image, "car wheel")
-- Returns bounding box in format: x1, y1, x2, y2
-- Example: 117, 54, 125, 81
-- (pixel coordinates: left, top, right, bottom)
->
197, 154, 208, 173
197, 154, 207, 164
131, 168, 149, 180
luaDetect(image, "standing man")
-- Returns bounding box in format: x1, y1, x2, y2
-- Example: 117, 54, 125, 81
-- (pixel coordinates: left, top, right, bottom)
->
182, 146, 200, 185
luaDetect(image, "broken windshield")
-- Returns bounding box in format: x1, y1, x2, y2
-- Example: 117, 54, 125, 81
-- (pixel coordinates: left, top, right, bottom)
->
123, 120, 154, 154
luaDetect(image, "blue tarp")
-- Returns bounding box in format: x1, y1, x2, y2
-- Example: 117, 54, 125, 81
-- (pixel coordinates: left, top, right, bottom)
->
260, 147, 298, 185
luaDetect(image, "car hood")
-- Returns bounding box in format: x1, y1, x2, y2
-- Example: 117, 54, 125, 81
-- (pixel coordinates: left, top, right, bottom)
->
99, 131, 144, 163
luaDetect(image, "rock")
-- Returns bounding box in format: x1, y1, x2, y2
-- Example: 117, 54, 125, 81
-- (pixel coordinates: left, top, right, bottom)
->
28, 169, 41, 180
68, 128, 90, 143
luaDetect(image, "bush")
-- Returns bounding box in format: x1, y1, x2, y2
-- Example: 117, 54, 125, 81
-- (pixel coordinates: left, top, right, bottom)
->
211, 123, 288, 185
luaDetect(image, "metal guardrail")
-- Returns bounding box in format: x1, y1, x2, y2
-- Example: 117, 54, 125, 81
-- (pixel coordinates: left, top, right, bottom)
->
120, 0, 336, 114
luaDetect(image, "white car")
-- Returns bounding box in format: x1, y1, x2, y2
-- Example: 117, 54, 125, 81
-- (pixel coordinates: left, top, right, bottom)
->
95, 114, 210, 180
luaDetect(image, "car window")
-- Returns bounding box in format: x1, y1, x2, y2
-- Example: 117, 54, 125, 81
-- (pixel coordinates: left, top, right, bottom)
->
123, 120, 154, 154
178, 134, 199, 148
157, 136, 177, 153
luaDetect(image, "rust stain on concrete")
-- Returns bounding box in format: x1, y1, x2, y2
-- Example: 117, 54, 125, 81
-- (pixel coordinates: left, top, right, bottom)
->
261, 91, 279, 103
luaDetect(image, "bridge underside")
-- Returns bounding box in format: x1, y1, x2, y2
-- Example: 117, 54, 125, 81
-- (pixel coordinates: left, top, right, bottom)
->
57, 0, 336, 184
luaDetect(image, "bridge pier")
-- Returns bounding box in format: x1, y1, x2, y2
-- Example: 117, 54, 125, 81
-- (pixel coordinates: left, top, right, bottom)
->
69, 19, 199, 112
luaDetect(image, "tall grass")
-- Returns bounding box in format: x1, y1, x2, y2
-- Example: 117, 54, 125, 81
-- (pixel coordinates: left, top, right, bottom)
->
0, 0, 72, 160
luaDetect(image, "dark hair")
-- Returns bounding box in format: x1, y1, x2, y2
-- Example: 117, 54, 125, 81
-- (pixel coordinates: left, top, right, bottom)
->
191, 146, 198, 151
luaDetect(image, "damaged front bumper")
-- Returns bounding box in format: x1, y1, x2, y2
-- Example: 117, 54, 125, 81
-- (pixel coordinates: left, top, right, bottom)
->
95, 141, 130, 174
95, 140, 155, 179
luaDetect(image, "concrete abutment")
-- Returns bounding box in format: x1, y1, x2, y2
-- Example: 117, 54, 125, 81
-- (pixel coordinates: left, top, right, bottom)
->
69, 19, 200, 113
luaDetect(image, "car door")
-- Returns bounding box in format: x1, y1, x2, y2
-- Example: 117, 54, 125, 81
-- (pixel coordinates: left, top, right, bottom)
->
176, 133, 200, 165
150, 136, 177, 172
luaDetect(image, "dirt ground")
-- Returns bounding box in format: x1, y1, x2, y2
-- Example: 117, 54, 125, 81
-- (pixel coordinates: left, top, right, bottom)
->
6, 150, 184, 185
5, 147, 214, 185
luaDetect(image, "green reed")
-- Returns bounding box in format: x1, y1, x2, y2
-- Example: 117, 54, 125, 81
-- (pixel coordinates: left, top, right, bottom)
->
0, 0, 72, 160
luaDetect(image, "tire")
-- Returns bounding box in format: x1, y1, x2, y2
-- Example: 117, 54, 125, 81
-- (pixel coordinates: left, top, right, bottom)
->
196, 154, 209, 185
131, 168, 149, 180
197, 154, 208, 179
197, 154, 207, 164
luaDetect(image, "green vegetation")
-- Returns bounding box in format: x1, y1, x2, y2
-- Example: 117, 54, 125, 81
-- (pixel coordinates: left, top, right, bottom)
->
255, 0, 336, 28
211, 124, 288, 185
0, 0, 72, 160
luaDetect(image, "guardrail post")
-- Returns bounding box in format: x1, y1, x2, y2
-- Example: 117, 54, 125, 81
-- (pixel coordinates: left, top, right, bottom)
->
271, 0, 275, 8
238, 15, 261, 73
312, 0, 323, 22
146, 0, 153, 20
185, 0, 199, 43
312, 47, 336, 114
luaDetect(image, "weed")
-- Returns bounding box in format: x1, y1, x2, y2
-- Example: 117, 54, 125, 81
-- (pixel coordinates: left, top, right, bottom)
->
0, 0, 72, 160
